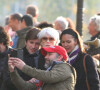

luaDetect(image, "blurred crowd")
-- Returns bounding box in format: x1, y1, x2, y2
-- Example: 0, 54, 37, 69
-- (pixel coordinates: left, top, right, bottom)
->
0, 4, 100, 90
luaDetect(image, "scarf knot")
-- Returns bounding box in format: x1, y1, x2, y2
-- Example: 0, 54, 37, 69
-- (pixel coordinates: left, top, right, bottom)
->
67, 45, 80, 65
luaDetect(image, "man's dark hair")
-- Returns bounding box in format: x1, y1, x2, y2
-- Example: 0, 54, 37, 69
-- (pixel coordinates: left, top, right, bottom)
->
21, 14, 33, 26
10, 13, 22, 21
26, 5, 39, 17
5, 16, 9, 25
25, 27, 40, 42
0, 26, 10, 46
37, 21, 53, 29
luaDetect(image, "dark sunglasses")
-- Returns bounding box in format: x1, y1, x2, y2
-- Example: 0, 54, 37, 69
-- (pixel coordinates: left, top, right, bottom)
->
42, 37, 55, 42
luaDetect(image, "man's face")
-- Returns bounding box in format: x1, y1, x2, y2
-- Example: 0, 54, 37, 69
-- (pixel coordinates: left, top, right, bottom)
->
25, 39, 40, 54
88, 21, 96, 36
54, 21, 61, 30
44, 52, 58, 69
8, 16, 20, 31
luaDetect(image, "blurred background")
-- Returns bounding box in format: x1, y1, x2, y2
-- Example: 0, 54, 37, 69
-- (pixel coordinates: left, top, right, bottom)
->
0, 0, 100, 40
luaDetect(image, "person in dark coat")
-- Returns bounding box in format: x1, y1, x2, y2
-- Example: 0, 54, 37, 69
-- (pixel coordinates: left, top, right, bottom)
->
60, 28, 100, 90
17, 27, 41, 81
86, 15, 100, 60
0, 26, 17, 90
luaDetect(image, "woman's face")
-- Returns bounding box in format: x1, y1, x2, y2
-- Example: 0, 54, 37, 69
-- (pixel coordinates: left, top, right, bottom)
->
61, 34, 77, 54
40, 34, 57, 47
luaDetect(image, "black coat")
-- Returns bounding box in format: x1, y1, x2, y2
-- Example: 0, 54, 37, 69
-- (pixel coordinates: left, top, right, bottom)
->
0, 47, 17, 90
72, 52, 100, 90
18, 47, 46, 81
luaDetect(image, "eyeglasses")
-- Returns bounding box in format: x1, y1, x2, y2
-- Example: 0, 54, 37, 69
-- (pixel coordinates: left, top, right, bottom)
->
42, 37, 55, 42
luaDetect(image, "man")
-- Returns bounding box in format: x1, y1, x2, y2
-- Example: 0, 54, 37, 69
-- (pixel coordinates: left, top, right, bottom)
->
16, 14, 33, 48
9, 46, 76, 90
26, 5, 39, 26
87, 15, 100, 61
0, 26, 17, 90
17, 28, 40, 81
9, 13, 22, 32
54, 16, 68, 35
8, 13, 22, 48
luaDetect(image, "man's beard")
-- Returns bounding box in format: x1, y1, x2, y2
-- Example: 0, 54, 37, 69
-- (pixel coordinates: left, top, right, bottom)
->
44, 63, 50, 69
44, 59, 57, 69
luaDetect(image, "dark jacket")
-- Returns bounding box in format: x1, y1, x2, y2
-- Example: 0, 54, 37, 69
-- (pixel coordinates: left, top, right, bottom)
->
16, 27, 32, 49
72, 52, 100, 90
17, 47, 45, 81
0, 47, 17, 90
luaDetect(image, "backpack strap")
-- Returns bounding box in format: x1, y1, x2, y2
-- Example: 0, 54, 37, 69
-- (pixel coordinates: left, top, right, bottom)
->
83, 54, 90, 90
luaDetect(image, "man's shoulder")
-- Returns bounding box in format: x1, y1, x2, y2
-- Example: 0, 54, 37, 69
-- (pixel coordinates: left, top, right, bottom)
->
17, 27, 32, 36
54, 63, 76, 78
54, 63, 75, 71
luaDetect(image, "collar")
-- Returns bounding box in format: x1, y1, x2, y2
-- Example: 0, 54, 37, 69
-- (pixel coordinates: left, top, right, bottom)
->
23, 47, 38, 57
91, 32, 100, 40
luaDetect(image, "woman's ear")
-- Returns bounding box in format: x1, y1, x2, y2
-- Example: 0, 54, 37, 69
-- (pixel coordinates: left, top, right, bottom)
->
75, 39, 78, 45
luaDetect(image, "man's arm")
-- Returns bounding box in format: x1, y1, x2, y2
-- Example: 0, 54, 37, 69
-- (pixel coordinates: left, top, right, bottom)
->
8, 57, 36, 90
9, 57, 74, 83
22, 63, 73, 83
10, 70, 36, 90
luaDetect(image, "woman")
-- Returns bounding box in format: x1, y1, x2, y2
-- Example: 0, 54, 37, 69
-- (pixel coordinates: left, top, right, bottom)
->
36, 27, 60, 70
60, 28, 100, 90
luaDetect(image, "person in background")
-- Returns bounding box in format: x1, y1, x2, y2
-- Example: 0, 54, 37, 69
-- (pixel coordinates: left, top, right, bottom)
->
66, 17, 75, 30
26, 4, 39, 26
8, 13, 22, 48
54, 16, 68, 35
4, 16, 16, 39
60, 28, 100, 90
37, 21, 53, 29
86, 15, 100, 61
16, 14, 33, 48
9, 13, 22, 33
8, 46, 76, 90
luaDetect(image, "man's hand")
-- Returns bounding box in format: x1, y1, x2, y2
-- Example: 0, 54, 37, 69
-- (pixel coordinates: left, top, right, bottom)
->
27, 78, 37, 83
8, 57, 15, 72
13, 58, 26, 70
8, 57, 26, 70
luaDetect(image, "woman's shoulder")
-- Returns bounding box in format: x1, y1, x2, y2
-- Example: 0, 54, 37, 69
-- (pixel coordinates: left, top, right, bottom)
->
78, 52, 92, 59
82, 53, 95, 66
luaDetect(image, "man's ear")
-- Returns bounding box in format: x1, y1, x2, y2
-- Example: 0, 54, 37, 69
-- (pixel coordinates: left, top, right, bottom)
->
57, 55, 63, 61
10, 41, 13, 47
